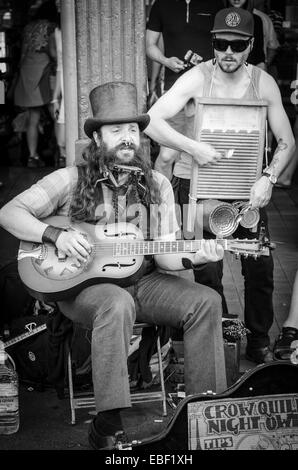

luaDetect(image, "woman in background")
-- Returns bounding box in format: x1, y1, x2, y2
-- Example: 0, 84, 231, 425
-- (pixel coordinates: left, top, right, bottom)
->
14, 0, 58, 167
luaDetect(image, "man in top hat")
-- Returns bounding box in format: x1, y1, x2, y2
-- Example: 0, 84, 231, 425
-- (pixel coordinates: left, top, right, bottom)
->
144, 7, 295, 364
0, 81, 227, 449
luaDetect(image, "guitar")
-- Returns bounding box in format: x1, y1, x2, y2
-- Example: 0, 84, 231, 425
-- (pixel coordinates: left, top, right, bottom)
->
17, 216, 272, 302
3, 323, 47, 349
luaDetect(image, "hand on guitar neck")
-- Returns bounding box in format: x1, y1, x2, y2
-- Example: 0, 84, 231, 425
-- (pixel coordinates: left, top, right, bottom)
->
17, 217, 273, 302
192, 239, 224, 265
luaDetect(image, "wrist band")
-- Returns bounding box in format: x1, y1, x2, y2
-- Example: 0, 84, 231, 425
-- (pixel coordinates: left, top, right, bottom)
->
182, 257, 207, 271
42, 225, 65, 245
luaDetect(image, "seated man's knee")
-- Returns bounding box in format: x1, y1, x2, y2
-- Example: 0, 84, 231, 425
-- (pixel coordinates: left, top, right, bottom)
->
200, 287, 222, 323
93, 287, 136, 327
205, 287, 222, 311
185, 285, 222, 327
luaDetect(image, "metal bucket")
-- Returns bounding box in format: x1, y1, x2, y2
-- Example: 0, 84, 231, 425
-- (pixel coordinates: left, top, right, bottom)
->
199, 200, 239, 237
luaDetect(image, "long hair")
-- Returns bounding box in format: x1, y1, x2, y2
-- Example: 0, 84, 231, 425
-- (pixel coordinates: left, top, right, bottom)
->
69, 138, 162, 222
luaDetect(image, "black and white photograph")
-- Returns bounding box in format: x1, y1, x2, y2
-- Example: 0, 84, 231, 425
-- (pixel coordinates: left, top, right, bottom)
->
0, 0, 297, 457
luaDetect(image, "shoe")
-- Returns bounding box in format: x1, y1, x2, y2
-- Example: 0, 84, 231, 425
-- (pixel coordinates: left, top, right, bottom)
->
88, 419, 129, 450
246, 346, 274, 364
273, 327, 298, 361
27, 156, 45, 168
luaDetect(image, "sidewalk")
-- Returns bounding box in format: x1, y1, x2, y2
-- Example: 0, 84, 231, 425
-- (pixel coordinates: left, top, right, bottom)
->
0, 165, 297, 450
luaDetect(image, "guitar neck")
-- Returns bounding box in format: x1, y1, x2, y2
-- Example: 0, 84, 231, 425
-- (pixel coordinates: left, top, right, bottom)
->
4, 324, 47, 349
113, 239, 228, 256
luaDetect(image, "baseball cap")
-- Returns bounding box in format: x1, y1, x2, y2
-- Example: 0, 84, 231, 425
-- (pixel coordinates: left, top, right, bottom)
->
211, 7, 254, 37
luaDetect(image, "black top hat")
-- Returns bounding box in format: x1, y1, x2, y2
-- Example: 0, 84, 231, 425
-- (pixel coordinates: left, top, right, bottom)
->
84, 81, 150, 138
211, 7, 254, 37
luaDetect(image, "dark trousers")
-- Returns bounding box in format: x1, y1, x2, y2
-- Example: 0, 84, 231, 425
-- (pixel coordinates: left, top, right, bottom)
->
173, 176, 274, 349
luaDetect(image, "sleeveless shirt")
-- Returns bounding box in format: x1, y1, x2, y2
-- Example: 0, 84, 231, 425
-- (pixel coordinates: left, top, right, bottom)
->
173, 61, 262, 180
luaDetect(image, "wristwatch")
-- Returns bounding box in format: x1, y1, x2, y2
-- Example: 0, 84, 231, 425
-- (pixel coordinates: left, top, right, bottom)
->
262, 172, 277, 185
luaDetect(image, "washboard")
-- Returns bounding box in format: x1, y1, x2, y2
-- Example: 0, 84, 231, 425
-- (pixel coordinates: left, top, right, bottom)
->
187, 98, 268, 232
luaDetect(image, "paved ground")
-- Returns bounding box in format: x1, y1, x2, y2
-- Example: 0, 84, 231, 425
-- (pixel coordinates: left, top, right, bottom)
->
0, 164, 297, 451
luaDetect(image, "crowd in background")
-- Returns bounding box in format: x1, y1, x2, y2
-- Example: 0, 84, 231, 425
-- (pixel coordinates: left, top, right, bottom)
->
2, 0, 64, 170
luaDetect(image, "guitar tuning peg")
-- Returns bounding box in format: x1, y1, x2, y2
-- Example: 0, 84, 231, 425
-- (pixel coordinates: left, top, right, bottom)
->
234, 253, 240, 260
253, 254, 259, 260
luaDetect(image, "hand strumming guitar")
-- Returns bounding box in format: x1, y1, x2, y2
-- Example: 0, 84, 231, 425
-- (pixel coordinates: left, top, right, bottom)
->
56, 230, 92, 266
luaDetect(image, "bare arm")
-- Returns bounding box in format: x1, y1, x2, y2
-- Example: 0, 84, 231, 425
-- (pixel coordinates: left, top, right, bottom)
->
51, 69, 62, 119
250, 72, 296, 208
149, 60, 162, 94
265, 78, 295, 176
145, 67, 222, 166
146, 29, 185, 73
148, 34, 164, 107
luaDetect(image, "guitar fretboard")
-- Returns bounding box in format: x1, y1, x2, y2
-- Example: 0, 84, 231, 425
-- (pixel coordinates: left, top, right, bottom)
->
113, 239, 228, 256
4, 324, 47, 348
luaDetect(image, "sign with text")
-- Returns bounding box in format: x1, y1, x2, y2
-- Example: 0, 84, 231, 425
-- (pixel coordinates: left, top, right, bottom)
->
188, 394, 298, 450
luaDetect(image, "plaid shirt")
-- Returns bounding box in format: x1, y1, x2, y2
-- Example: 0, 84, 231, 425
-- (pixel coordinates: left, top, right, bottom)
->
14, 166, 179, 239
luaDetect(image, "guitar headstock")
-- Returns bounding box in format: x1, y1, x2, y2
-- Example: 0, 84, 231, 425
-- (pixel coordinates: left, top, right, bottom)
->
226, 238, 273, 259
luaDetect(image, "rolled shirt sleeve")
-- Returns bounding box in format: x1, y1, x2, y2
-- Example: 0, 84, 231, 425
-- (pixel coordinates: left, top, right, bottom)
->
13, 167, 78, 219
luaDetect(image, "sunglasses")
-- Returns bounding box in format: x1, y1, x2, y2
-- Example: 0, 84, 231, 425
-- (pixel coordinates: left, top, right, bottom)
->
213, 38, 251, 53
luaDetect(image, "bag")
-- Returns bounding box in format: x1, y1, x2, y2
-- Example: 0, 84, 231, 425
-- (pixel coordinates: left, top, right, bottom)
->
45, 308, 92, 394
0, 261, 91, 391
8, 307, 92, 392
7, 312, 49, 389
0, 260, 34, 328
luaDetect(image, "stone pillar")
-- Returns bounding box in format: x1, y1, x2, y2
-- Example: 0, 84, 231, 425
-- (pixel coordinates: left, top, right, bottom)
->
61, 0, 79, 166
62, 0, 147, 164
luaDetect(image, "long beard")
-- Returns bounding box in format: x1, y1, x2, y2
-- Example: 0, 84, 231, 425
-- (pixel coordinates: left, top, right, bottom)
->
70, 139, 161, 222
100, 142, 151, 176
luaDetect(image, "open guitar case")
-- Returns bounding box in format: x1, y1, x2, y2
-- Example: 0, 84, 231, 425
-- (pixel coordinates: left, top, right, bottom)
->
132, 362, 298, 451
